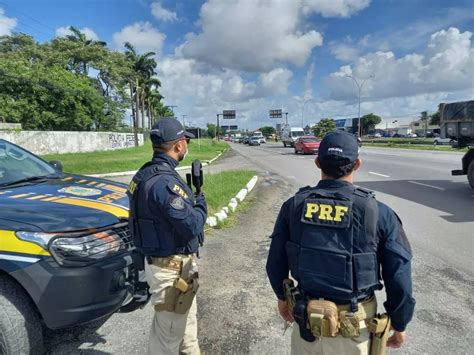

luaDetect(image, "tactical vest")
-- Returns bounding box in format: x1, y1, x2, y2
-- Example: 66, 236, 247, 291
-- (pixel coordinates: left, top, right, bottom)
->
286, 185, 382, 307
127, 161, 199, 256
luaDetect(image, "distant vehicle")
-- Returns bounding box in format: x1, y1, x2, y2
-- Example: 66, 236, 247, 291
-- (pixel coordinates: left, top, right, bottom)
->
242, 137, 250, 144
294, 136, 320, 155
433, 137, 456, 145
251, 130, 266, 144
248, 137, 261, 146
440, 100, 474, 188
374, 132, 382, 138
406, 133, 418, 138
281, 125, 305, 147
224, 136, 231, 141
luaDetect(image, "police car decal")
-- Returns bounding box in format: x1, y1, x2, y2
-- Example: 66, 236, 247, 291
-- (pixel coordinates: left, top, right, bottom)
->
58, 186, 102, 197
301, 198, 352, 228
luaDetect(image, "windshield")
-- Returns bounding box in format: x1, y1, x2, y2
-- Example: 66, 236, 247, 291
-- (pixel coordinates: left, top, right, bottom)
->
0, 140, 56, 186
292, 131, 304, 137
302, 138, 318, 143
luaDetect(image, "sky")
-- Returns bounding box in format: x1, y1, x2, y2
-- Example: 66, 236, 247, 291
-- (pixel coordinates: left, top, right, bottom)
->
0, 0, 473, 129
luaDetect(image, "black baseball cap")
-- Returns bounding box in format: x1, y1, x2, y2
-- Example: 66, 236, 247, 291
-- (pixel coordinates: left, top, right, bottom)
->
318, 130, 359, 164
150, 118, 194, 144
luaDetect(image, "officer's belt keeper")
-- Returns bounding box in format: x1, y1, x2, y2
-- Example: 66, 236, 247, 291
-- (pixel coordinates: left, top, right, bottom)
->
366, 313, 391, 355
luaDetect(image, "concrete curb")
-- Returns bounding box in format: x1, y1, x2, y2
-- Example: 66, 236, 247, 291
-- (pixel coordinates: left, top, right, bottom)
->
205, 175, 258, 228
88, 148, 228, 178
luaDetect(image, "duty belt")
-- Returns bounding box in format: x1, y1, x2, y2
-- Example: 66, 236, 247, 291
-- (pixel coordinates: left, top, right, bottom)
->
147, 254, 196, 272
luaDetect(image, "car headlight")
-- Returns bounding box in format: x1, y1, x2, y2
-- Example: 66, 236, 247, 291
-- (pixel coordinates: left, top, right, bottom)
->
16, 226, 131, 266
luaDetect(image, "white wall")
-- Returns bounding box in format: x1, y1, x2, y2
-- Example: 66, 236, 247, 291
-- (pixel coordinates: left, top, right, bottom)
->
0, 131, 144, 155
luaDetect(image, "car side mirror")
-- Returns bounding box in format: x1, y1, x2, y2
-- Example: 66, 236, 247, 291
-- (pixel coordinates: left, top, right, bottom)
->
49, 160, 63, 173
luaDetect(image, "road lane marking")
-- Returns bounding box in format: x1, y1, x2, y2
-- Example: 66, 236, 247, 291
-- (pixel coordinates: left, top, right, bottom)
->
369, 172, 390, 178
408, 181, 445, 191
286, 175, 296, 179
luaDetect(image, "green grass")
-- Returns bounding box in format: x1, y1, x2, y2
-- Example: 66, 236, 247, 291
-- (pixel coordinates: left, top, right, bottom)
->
41, 139, 229, 175
363, 143, 468, 152
202, 170, 256, 215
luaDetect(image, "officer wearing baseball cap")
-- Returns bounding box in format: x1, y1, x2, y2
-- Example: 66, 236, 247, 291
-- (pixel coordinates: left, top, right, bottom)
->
127, 118, 206, 355
266, 130, 415, 354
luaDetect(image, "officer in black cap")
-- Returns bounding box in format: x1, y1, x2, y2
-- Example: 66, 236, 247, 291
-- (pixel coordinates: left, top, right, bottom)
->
266, 130, 415, 354
127, 117, 206, 355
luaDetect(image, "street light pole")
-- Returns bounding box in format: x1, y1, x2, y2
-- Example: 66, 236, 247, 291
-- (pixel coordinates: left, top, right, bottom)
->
182, 114, 187, 127
216, 113, 221, 141
345, 75, 373, 137
285, 112, 288, 125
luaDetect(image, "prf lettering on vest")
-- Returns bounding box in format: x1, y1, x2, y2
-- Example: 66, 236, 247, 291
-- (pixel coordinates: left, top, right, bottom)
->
304, 202, 349, 222
172, 184, 189, 199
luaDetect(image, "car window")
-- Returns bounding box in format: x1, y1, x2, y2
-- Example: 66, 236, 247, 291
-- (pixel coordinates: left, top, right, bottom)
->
0, 140, 56, 185
292, 131, 304, 137
302, 138, 318, 143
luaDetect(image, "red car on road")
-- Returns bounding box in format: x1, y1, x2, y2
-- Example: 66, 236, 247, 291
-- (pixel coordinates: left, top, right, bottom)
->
294, 136, 320, 155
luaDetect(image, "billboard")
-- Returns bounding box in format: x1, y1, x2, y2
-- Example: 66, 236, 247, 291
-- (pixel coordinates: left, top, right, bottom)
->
269, 109, 282, 119
222, 110, 236, 119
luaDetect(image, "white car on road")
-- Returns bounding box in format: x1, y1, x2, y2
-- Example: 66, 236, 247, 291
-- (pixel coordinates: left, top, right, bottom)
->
433, 137, 456, 145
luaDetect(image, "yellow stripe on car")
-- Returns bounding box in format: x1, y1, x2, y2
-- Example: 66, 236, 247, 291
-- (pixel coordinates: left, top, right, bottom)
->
0, 230, 50, 256
53, 197, 128, 218
103, 184, 127, 194
10, 193, 35, 199
27, 195, 49, 200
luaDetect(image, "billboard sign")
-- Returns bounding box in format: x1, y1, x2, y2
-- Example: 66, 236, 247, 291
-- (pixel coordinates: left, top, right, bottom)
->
222, 110, 236, 119
269, 109, 282, 119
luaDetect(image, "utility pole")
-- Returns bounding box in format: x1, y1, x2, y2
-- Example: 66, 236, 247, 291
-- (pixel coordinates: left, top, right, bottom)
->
216, 113, 221, 141
168, 105, 178, 118
285, 112, 288, 125
182, 114, 187, 128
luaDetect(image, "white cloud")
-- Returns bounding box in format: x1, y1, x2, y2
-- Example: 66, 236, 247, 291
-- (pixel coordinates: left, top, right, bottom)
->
0, 8, 16, 36
113, 22, 166, 54
259, 68, 293, 95
55, 26, 99, 41
151, 2, 178, 22
181, 0, 323, 72
302, 0, 371, 18
326, 27, 473, 102
330, 7, 474, 63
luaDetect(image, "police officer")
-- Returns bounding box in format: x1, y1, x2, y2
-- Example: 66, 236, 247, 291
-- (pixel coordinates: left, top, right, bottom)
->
127, 118, 207, 355
266, 131, 415, 354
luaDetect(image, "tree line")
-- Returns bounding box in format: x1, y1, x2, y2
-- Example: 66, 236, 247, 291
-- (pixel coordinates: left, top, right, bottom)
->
0, 27, 173, 139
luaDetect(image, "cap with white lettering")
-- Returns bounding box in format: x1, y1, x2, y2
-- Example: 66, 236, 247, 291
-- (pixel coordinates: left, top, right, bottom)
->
150, 117, 195, 144
318, 130, 359, 164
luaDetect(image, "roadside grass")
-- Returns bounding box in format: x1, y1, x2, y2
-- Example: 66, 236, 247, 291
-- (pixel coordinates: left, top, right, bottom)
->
202, 170, 256, 216
363, 143, 468, 152
41, 139, 229, 175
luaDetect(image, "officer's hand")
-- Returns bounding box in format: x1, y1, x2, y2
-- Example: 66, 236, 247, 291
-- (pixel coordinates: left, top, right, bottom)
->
387, 327, 406, 348
278, 300, 294, 322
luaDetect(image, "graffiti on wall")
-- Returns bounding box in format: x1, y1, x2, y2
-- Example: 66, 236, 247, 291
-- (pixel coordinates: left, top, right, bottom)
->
108, 133, 137, 148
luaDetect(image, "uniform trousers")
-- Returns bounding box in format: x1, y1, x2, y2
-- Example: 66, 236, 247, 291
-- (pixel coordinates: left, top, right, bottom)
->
145, 255, 200, 355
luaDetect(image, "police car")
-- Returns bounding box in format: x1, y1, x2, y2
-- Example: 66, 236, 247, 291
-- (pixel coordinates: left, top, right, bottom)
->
0, 139, 147, 354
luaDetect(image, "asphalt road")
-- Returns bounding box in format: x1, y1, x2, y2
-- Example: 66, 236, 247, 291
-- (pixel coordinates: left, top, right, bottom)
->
229, 142, 474, 354
45, 144, 473, 354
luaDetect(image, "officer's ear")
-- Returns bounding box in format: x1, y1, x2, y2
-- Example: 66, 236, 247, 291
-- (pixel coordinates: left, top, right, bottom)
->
353, 159, 362, 171
315, 157, 321, 169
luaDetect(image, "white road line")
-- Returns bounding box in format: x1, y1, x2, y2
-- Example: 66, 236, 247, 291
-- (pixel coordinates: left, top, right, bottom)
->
369, 172, 390, 178
286, 175, 297, 179
408, 181, 445, 191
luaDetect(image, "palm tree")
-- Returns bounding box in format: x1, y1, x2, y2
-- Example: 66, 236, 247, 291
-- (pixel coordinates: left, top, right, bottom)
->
124, 42, 159, 130
65, 26, 107, 75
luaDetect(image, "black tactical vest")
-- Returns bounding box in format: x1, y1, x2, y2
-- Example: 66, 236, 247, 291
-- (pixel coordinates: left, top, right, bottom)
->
127, 161, 197, 256
286, 185, 382, 306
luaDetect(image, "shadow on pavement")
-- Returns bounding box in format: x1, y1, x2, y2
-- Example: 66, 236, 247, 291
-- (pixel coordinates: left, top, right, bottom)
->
357, 179, 474, 223
44, 317, 110, 354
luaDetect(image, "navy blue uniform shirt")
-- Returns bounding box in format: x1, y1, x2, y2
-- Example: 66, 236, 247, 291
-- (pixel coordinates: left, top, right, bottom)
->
148, 153, 207, 253
266, 179, 415, 331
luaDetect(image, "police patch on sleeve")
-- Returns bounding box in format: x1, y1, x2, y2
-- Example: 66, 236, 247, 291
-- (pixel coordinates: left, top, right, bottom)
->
301, 198, 352, 228
167, 181, 189, 200
170, 196, 185, 210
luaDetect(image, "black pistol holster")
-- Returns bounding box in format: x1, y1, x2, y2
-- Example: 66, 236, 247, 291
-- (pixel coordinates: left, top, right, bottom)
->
294, 298, 316, 342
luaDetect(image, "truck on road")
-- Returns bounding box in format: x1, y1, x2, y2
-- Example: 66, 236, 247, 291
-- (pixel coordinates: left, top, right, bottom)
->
281, 125, 305, 147
440, 100, 474, 188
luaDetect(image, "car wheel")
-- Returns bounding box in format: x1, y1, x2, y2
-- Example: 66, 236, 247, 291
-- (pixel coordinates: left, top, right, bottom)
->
468, 161, 474, 189
294, 148, 298, 154
433, 140, 438, 146
283, 142, 287, 147
0, 276, 43, 355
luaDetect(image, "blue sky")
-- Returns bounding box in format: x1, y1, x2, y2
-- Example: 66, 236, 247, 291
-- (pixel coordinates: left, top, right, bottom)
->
1, 0, 473, 129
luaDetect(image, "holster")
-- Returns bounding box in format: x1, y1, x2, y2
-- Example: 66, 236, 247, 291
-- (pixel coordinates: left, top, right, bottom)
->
154, 256, 199, 314
366, 313, 391, 355
307, 300, 339, 338
294, 299, 316, 342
